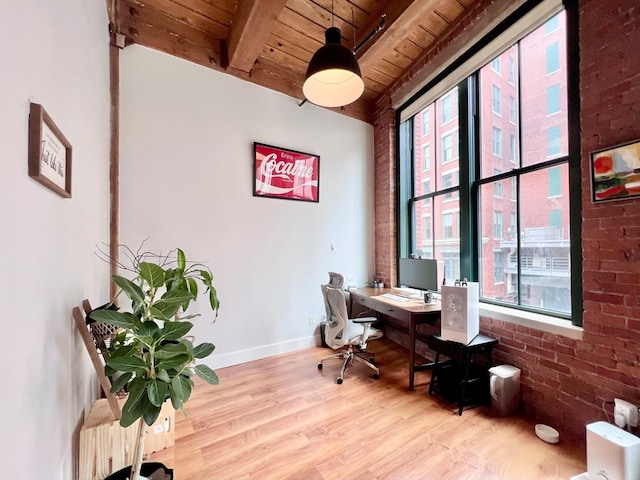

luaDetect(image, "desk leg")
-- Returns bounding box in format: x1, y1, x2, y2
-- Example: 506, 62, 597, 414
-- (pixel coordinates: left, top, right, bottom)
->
428, 352, 440, 395
457, 352, 473, 416
409, 317, 416, 390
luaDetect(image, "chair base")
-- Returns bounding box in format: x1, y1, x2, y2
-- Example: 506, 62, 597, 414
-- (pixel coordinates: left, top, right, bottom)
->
317, 345, 380, 384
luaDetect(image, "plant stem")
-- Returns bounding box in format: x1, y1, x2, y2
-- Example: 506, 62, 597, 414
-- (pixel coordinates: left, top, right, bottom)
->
129, 418, 147, 480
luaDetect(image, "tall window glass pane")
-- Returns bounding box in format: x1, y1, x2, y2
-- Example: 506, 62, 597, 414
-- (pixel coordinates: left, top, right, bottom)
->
436, 196, 460, 280
521, 12, 568, 167
478, 178, 518, 302
411, 88, 459, 260
520, 167, 571, 314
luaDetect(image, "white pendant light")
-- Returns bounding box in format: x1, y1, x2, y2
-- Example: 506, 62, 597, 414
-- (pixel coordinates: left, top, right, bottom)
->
303, 2, 364, 108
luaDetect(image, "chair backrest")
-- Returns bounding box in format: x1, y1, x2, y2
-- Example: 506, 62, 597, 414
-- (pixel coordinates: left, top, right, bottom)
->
327, 271, 344, 288
321, 284, 350, 350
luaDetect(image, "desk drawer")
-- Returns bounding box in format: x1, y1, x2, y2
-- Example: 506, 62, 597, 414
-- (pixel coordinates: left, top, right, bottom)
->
351, 293, 377, 310
352, 294, 412, 323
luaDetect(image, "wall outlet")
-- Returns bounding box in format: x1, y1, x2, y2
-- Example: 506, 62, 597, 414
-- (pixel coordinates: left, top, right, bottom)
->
614, 398, 638, 428
309, 315, 315, 325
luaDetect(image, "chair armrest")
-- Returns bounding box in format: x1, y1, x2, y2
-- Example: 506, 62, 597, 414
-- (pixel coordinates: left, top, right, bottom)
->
352, 316, 377, 324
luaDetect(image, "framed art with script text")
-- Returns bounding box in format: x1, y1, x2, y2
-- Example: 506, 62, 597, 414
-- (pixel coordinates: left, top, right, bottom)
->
28, 102, 72, 198
253, 142, 319, 202
590, 139, 640, 203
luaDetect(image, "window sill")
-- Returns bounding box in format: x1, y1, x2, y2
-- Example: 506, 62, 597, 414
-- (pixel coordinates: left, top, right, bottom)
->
479, 302, 583, 340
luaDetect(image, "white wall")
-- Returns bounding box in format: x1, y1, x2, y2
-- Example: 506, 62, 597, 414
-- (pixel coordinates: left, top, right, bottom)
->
119, 45, 375, 369
0, 2, 111, 479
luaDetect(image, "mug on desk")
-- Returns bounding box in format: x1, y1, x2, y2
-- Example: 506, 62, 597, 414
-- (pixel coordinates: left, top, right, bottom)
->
424, 292, 433, 303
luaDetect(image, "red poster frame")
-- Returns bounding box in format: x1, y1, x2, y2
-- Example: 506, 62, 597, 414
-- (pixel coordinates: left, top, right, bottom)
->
253, 142, 320, 202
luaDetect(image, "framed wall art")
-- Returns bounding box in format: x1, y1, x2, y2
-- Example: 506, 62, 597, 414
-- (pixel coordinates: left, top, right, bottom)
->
590, 139, 640, 203
253, 142, 319, 202
28, 102, 72, 198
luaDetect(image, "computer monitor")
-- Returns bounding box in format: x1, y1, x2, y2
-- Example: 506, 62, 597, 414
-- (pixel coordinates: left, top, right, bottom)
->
398, 258, 438, 292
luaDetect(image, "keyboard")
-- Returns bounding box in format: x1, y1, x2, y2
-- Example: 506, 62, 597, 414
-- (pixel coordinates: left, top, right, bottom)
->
380, 293, 410, 302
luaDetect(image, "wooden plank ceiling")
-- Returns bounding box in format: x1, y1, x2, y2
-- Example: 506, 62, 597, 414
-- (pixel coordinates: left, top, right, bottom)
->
108, 0, 478, 123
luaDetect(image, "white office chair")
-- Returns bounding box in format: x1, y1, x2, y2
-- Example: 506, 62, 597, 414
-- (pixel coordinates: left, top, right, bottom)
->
317, 276, 383, 384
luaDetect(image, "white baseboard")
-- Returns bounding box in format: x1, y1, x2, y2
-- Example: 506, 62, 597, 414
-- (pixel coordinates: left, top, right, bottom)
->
207, 335, 321, 369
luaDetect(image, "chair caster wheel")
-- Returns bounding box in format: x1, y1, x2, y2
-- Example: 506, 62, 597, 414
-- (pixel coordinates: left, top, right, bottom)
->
373, 373, 380, 380
336, 377, 343, 384
317, 363, 323, 369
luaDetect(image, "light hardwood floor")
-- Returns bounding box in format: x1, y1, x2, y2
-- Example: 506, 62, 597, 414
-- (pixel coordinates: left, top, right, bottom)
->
149, 338, 586, 479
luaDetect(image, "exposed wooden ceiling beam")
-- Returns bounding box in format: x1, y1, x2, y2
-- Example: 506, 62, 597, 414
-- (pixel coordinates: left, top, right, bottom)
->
356, 0, 440, 70
227, 0, 288, 73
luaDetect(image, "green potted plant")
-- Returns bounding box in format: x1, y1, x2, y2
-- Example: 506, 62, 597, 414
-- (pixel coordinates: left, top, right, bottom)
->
89, 246, 220, 480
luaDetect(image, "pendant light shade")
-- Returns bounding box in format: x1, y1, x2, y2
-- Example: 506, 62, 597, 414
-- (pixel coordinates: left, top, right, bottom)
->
303, 26, 364, 108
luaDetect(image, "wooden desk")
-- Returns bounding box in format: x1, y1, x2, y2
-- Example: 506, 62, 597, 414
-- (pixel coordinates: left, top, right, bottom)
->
349, 287, 441, 390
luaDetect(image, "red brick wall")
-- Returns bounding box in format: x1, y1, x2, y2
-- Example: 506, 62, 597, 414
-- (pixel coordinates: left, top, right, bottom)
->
373, 0, 640, 437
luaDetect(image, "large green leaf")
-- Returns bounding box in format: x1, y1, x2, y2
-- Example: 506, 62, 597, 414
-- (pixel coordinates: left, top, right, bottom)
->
134, 336, 155, 351
152, 290, 194, 319
198, 269, 212, 283
155, 353, 191, 371
195, 364, 219, 385
148, 306, 169, 322
119, 377, 148, 427
187, 277, 198, 298
107, 354, 146, 373
126, 381, 162, 426
192, 342, 215, 359
139, 262, 165, 288
148, 379, 169, 407
155, 342, 188, 358
109, 372, 132, 393
138, 320, 160, 338
112, 275, 145, 304
176, 248, 186, 272
142, 402, 162, 426
89, 309, 136, 329
161, 321, 194, 341
171, 374, 193, 403
209, 286, 220, 313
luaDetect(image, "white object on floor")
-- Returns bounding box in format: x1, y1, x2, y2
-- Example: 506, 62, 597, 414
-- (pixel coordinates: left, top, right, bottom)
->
535, 424, 559, 443
586, 421, 640, 480
568, 473, 589, 480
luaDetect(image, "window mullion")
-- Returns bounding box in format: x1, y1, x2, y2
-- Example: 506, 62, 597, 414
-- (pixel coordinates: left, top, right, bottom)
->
458, 77, 475, 282
397, 115, 413, 260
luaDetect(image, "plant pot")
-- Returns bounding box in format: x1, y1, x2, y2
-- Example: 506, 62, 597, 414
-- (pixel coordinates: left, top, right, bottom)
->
104, 462, 173, 480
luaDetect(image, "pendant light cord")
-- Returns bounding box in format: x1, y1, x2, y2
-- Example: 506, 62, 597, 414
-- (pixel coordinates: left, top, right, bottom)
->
331, 0, 334, 28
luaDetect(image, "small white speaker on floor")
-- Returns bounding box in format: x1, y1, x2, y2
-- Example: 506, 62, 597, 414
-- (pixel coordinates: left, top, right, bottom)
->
570, 421, 640, 480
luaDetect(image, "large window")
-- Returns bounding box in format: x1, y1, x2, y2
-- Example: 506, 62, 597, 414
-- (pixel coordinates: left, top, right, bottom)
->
398, 4, 580, 324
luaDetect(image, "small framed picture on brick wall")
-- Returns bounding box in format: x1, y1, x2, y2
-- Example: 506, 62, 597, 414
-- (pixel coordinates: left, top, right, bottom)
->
590, 139, 640, 203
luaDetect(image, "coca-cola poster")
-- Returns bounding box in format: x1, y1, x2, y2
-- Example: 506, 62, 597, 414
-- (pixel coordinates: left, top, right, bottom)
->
253, 143, 320, 202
